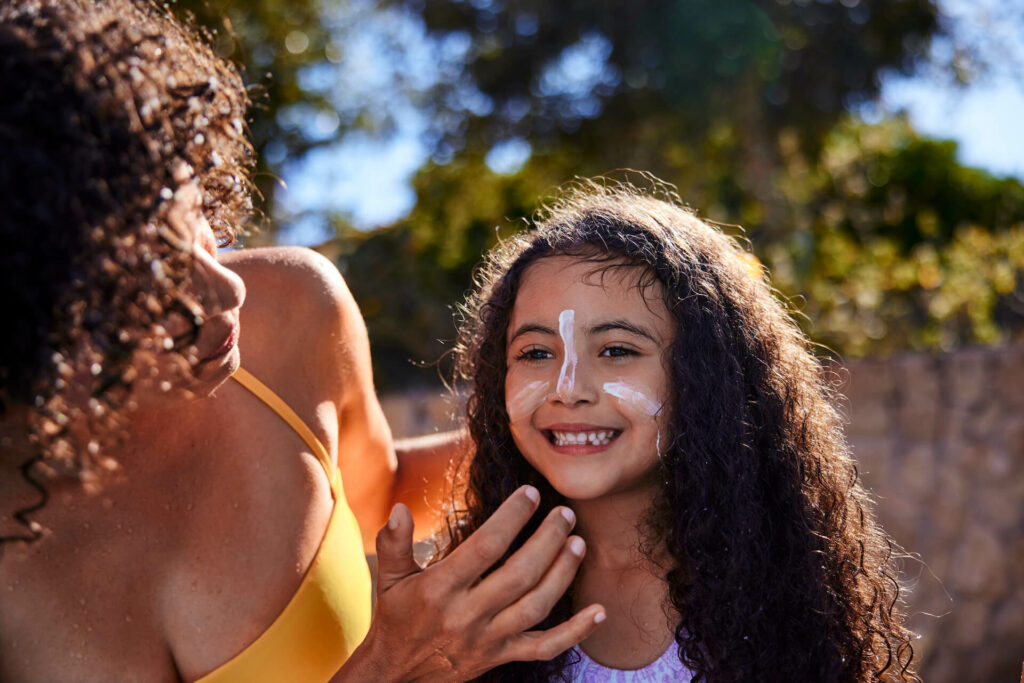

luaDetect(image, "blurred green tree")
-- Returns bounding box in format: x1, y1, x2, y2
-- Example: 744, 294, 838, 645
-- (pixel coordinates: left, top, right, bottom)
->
175, 0, 331, 231
174, 0, 1024, 389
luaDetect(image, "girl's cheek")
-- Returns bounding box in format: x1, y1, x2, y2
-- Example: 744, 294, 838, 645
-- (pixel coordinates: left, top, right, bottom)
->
506, 378, 551, 424
602, 381, 663, 418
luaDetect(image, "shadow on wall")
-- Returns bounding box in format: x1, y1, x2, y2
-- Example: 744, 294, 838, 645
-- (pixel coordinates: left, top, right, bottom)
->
380, 345, 1024, 683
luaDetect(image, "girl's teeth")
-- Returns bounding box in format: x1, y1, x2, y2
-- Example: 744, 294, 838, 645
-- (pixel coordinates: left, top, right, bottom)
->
552, 430, 614, 446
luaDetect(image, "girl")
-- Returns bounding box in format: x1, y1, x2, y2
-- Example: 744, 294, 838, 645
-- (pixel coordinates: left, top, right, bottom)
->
443, 179, 917, 681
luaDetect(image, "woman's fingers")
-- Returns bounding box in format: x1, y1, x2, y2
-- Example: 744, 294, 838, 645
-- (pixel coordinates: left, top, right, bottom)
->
470, 505, 579, 614
488, 533, 588, 635
499, 603, 607, 665
441, 485, 541, 587
374, 503, 418, 594
350, 490, 603, 682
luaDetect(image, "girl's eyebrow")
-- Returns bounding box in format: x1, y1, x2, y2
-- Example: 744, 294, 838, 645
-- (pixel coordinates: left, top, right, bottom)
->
590, 320, 659, 343
508, 323, 556, 343
509, 319, 659, 344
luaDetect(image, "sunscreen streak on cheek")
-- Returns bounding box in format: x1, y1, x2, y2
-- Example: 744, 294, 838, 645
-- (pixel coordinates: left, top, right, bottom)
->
556, 309, 577, 397
602, 381, 662, 417
507, 380, 551, 423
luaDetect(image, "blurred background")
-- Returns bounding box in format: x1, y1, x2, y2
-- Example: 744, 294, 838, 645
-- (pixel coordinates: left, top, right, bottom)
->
177, 0, 1023, 679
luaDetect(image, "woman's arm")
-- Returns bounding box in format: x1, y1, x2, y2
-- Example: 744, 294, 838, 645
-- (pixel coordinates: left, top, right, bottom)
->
391, 429, 469, 532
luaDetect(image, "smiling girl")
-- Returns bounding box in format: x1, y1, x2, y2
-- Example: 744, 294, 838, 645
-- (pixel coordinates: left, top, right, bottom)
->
443, 179, 918, 681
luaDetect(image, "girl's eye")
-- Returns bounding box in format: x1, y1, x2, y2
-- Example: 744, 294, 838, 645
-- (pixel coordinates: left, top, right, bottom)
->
515, 347, 553, 362
600, 345, 637, 358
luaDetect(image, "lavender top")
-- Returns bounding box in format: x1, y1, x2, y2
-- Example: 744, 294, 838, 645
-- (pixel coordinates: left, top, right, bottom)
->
563, 643, 694, 682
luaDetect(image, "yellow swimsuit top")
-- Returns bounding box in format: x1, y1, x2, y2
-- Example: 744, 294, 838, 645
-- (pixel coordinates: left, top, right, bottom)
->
196, 367, 373, 683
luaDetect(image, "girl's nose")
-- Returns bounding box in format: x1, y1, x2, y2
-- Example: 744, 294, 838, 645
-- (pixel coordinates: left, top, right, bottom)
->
553, 354, 597, 406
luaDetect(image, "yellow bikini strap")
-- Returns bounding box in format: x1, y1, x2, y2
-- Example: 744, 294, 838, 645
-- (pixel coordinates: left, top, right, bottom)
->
231, 366, 339, 497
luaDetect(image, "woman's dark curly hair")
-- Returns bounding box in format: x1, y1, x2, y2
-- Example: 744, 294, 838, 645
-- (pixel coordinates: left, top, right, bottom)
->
0, 0, 253, 541
444, 179, 917, 681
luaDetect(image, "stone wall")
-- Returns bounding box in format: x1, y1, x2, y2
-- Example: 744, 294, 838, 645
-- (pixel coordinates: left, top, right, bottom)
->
379, 345, 1024, 682
841, 346, 1024, 682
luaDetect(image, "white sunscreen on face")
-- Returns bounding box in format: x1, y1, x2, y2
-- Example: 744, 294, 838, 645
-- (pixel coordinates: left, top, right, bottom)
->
602, 381, 663, 417
507, 380, 551, 423
556, 309, 577, 397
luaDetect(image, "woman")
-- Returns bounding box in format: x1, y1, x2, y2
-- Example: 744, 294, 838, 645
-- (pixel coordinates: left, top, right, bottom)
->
0, 1, 604, 680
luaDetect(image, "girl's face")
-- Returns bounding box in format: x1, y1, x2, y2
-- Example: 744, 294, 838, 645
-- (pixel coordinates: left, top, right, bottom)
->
505, 255, 674, 503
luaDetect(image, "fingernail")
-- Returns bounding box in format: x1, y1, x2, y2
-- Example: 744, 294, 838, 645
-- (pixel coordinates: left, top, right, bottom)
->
594, 611, 606, 624
569, 536, 585, 557
523, 486, 540, 503
387, 505, 400, 530
560, 507, 575, 525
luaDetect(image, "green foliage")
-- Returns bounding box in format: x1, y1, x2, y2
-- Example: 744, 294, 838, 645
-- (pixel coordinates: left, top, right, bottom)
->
174, 0, 333, 231
336, 115, 1024, 389
764, 116, 1024, 356
398, 0, 939, 155
172, 0, 1024, 388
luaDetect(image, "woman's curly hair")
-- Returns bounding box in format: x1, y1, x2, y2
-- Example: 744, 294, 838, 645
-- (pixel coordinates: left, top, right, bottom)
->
0, 0, 253, 541
444, 178, 917, 681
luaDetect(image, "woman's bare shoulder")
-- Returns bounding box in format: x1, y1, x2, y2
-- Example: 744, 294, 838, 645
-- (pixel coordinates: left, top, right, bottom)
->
218, 246, 364, 408
220, 246, 358, 347
220, 246, 354, 312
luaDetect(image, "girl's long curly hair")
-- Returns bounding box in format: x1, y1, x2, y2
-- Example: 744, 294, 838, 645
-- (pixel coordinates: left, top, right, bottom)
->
0, 0, 253, 542
445, 178, 917, 681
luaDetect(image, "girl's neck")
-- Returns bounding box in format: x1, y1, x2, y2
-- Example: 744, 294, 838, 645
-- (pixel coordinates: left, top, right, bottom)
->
569, 485, 678, 670
571, 483, 667, 570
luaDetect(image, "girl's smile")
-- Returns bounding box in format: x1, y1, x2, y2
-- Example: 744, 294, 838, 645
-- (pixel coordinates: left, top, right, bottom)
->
505, 255, 674, 502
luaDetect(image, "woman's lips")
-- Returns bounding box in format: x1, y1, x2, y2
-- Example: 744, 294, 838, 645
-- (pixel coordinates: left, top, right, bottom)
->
201, 322, 238, 363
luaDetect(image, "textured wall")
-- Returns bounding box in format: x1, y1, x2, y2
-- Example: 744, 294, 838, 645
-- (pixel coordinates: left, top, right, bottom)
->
841, 346, 1024, 682
380, 345, 1024, 682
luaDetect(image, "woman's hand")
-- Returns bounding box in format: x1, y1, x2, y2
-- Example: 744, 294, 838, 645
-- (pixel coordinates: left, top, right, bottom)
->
335, 486, 605, 681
